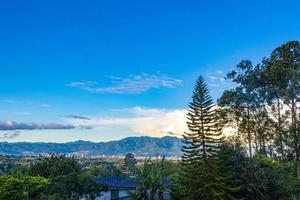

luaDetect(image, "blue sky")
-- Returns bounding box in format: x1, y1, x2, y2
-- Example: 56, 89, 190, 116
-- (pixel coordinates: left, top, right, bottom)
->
0, 0, 300, 142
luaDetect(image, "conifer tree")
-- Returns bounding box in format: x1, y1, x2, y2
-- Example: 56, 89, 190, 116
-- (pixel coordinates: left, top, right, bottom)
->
124, 153, 138, 176
174, 76, 240, 200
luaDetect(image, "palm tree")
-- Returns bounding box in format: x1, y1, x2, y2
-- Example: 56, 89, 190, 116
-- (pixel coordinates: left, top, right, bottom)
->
129, 157, 168, 200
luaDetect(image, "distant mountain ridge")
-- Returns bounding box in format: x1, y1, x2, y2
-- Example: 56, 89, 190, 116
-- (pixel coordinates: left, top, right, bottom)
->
0, 136, 182, 157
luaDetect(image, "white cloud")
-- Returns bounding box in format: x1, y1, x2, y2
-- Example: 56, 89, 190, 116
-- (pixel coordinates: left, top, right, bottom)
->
0, 99, 31, 104
66, 81, 98, 88
64, 106, 234, 138
10, 111, 31, 116
40, 103, 51, 108
67, 73, 182, 94
208, 75, 218, 81
208, 83, 220, 87
0, 99, 51, 109
205, 70, 234, 90
65, 107, 188, 137
0, 120, 75, 130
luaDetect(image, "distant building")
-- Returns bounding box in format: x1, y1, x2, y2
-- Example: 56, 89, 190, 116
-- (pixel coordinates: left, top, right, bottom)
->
94, 176, 171, 200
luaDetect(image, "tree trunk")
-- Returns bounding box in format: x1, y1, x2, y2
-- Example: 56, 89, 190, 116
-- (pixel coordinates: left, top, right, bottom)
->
277, 98, 284, 159
291, 100, 299, 175
290, 98, 300, 200
262, 131, 266, 156
247, 105, 252, 157
258, 130, 262, 153
254, 130, 259, 154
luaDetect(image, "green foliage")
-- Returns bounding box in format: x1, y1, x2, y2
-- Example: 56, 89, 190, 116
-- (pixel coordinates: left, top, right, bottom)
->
23, 176, 50, 199
129, 157, 169, 200
0, 175, 26, 200
221, 60, 268, 158
88, 162, 122, 177
28, 154, 101, 199
219, 142, 300, 200
218, 41, 300, 185
217, 41, 300, 200
47, 172, 100, 200
124, 153, 138, 176
0, 175, 49, 200
29, 154, 81, 178
173, 76, 240, 200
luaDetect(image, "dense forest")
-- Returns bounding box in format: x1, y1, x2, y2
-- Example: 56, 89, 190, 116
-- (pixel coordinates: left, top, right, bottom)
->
1, 41, 300, 200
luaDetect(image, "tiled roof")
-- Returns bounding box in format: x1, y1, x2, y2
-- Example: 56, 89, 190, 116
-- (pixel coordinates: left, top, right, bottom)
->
95, 176, 138, 189
95, 176, 172, 189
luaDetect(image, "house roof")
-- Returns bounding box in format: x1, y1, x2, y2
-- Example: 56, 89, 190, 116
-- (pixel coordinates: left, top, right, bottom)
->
95, 176, 172, 189
95, 176, 138, 189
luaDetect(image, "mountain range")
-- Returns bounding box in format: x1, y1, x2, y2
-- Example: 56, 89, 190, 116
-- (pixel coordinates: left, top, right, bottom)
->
0, 136, 182, 157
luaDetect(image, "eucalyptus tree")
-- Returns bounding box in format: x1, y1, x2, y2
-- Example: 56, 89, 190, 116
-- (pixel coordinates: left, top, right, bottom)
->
264, 41, 300, 176
259, 56, 290, 159
220, 60, 262, 157
251, 106, 274, 156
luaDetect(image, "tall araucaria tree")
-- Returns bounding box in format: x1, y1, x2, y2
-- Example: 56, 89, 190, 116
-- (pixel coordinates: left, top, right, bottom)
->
174, 76, 240, 200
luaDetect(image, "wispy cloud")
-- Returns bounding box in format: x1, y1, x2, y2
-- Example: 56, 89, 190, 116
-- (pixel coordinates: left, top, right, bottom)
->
0, 120, 75, 131
0, 99, 51, 109
10, 111, 32, 116
208, 83, 221, 87
207, 70, 225, 82
63, 115, 91, 120
208, 75, 218, 81
66, 81, 98, 88
40, 103, 51, 108
217, 70, 223, 74
65, 107, 188, 137
67, 73, 182, 94
0, 99, 31, 104
206, 70, 234, 88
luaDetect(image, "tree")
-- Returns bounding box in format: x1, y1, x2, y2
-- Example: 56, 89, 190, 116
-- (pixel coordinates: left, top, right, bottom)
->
129, 157, 168, 200
251, 107, 274, 156
0, 175, 49, 200
124, 153, 138, 176
29, 154, 81, 178
175, 76, 240, 200
23, 176, 50, 200
0, 175, 25, 200
266, 41, 300, 176
225, 60, 263, 157
259, 57, 289, 159
219, 59, 278, 157
219, 140, 300, 200
29, 154, 101, 200
48, 172, 100, 200
218, 87, 249, 151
